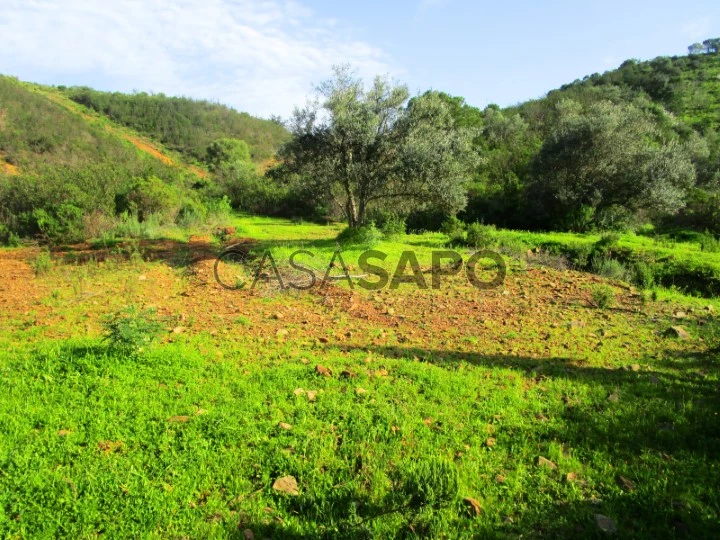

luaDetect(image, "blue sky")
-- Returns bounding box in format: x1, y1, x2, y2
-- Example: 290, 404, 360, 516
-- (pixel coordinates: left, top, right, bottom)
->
1, 0, 717, 117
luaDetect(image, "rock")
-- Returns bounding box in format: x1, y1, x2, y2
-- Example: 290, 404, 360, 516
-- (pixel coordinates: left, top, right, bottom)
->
172, 326, 185, 334
315, 364, 332, 377
272, 312, 284, 320
278, 422, 292, 430
537, 456, 557, 470
306, 390, 317, 402
673, 311, 687, 319
463, 497, 482, 517
293, 388, 305, 396
616, 475, 635, 491
630, 364, 640, 372
272, 476, 299, 496
665, 326, 690, 339
340, 370, 356, 378
594, 514, 617, 534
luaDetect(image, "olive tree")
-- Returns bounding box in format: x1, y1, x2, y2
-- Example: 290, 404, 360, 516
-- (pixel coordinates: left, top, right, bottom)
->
279, 66, 480, 227
529, 99, 695, 230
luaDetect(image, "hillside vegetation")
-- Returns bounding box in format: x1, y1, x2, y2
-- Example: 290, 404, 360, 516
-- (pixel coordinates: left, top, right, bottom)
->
64, 87, 289, 163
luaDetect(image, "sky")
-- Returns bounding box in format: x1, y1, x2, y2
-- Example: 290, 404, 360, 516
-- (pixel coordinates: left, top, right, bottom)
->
1, 0, 718, 118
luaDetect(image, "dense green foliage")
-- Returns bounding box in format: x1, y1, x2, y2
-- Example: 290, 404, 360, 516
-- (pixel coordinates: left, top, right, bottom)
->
277, 67, 479, 227
0, 76, 223, 243
424, 46, 720, 235
64, 87, 289, 162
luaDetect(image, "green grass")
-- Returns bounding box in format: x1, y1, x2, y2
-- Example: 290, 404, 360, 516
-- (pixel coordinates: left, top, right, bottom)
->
1, 215, 719, 537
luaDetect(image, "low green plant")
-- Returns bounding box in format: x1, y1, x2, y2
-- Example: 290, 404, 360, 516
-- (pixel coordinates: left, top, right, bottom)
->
102, 305, 164, 351
380, 215, 407, 239
590, 254, 627, 281
336, 223, 383, 246
466, 222, 497, 249
698, 232, 720, 253
440, 215, 465, 236
395, 458, 459, 510
591, 284, 616, 309
31, 250, 52, 276
632, 261, 656, 289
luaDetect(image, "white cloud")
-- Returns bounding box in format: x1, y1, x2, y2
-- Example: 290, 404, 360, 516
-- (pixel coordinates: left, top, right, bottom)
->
0, 0, 394, 117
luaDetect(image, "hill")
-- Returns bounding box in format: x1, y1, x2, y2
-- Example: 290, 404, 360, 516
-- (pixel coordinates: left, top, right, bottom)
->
561, 51, 720, 133
0, 76, 214, 244
63, 87, 290, 163
430, 48, 720, 234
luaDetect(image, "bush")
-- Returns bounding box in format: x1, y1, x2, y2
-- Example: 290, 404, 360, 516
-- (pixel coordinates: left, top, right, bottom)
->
102, 305, 164, 351
380, 215, 406, 239
446, 229, 467, 248
591, 284, 615, 309
120, 176, 181, 223
591, 254, 628, 281
440, 215, 465, 236
698, 232, 720, 253
569, 242, 594, 268
466, 222, 497, 249
632, 261, 656, 289
595, 233, 621, 252
31, 250, 52, 276
336, 223, 383, 246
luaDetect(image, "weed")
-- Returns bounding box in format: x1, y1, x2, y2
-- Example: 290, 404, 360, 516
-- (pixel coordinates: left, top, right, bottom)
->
31, 250, 52, 276
591, 254, 627, 281
466, 222, 497, 249
591, 284, 615, 309
336, 223, 383, 246
632, 261, 656, 290
102, 305, 164, 351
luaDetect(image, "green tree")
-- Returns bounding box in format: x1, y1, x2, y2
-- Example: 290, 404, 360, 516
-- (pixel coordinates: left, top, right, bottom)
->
279, 66, 479, 228
205, 138, 251, 171
529, 99, 695, 230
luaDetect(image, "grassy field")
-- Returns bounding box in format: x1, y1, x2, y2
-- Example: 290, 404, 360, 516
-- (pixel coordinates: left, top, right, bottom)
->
0, 215, 719, 538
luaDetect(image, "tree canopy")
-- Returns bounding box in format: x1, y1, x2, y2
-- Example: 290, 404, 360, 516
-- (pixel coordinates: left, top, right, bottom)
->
278, 67, 480, 227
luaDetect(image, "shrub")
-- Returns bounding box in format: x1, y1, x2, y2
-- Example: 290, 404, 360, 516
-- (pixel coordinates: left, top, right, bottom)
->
591, 284, 615, 309
103, 305, 164, 351
698, 232, 720, 253
336, 223, 383, 246
31, 250, 52, 276
595, 233, 621, 252
466, 222, 497, 249
121, 176, 181, 223
590, 254, 627, 281
569, 242, 594, 269
380, 215, 406, 239
632, 261, 655, 289
446, 229, 467, 248
440, 215, 465, 236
